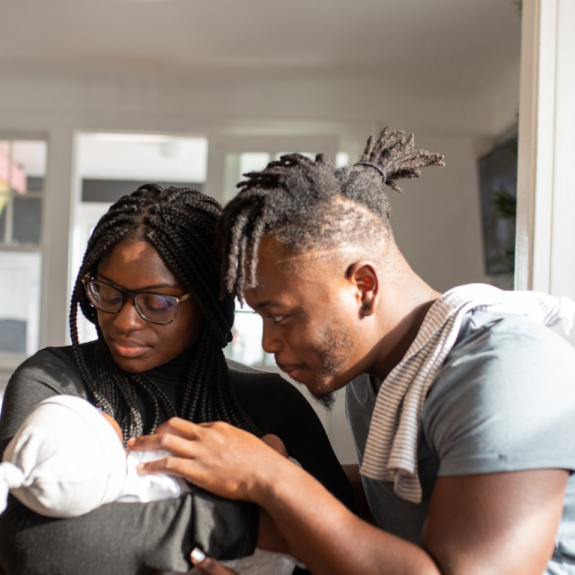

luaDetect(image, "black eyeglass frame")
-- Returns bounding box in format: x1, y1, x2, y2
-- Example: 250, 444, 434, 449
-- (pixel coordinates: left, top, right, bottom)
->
81, 277, 192, 325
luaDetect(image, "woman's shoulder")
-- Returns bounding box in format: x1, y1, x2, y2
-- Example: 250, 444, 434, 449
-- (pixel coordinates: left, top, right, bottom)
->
226, 359, 319, 431
9, 342, 97, 396
0, 343, 97, 447
227, 359, 300, 398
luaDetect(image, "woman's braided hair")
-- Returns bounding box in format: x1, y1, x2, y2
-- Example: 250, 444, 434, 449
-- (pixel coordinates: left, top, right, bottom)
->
70, 184, 261, 441
217, 127, 445, 300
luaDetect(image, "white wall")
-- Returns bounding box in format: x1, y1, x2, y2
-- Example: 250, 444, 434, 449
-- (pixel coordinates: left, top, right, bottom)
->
388, 135, 489, 293
516, 0, 575, 347
0, 65, 518, 461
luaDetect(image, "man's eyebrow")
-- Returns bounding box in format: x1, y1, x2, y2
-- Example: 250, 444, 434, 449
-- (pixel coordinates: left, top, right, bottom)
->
96, 272, 180, 291
251, 300, 281, 310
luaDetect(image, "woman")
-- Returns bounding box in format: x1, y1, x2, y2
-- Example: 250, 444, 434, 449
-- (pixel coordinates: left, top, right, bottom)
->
0, 185, 353, 575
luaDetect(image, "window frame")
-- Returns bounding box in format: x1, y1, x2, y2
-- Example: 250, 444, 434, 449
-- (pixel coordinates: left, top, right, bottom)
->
0, 133, 48, 369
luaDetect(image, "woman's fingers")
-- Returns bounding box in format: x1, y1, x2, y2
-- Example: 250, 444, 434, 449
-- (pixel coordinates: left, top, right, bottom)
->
190, 548, 239, 575
261, 434, 288, 458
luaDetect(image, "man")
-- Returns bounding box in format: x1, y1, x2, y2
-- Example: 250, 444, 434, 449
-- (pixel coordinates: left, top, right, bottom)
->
133, 128, 575, 575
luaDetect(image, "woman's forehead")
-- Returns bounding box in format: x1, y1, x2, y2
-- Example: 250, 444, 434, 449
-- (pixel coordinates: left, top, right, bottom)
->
97, 239, 183, 290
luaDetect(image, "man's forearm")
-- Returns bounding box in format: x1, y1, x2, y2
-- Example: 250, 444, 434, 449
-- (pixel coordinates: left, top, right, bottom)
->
255, 459, 439, 575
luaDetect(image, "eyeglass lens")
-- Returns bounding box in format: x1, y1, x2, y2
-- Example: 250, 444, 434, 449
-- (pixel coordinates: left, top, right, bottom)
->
85, 280, 178, 324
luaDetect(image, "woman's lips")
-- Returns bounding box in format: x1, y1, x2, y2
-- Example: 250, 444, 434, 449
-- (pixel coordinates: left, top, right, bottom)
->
112, 339, 150, 358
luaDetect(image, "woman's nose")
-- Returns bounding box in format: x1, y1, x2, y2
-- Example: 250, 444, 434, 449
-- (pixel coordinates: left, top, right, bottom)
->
114, 298, 146, 331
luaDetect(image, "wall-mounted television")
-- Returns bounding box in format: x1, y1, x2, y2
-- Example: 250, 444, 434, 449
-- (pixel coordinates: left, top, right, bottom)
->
478, 137, 518, 276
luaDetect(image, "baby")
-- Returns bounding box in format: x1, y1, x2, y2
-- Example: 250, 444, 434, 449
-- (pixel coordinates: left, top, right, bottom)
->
0, 395, 301, 575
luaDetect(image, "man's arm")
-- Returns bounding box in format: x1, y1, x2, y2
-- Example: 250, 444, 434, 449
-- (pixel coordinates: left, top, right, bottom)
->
133, 419, 567, 575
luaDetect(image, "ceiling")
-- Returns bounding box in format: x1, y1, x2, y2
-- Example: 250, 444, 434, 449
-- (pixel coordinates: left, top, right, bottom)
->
0, 0, 522, 95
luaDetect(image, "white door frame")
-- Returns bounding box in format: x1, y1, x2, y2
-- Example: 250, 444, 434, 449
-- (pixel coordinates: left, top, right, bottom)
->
516, 0, 575, 305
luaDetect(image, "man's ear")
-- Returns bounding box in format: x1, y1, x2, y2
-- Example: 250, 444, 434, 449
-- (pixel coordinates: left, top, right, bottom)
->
345, 261, 379, 317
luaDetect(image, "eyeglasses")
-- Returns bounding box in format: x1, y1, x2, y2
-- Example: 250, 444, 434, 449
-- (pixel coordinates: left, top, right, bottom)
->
82, 278, 191, 325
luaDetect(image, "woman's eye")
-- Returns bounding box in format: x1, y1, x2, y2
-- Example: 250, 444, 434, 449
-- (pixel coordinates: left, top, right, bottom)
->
141, 295, 174, 313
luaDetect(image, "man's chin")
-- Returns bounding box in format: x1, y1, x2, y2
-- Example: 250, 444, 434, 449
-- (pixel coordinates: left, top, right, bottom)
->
311, 390, 336, 410
301, 375, 339, 410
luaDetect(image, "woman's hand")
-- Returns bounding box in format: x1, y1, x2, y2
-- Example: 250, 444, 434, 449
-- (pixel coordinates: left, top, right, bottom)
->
190, 548, 238, 575
127, 418, 294, 502
261, 434, 288, 457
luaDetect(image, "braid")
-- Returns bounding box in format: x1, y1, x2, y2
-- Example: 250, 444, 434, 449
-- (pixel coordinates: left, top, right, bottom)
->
358, 127, 445, 193
70, 184, 261, 441
217, 127, 445, 300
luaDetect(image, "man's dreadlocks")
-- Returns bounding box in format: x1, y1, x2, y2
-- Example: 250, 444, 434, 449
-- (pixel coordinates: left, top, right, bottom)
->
70, 184, 261, 441
217, 127, 445, 300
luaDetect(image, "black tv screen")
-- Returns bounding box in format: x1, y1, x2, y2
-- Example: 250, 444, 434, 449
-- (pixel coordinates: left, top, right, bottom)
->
478, 137, 518, 276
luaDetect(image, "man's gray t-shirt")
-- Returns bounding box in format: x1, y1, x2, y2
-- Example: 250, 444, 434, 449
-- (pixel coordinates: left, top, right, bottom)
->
346, 310, 575, 575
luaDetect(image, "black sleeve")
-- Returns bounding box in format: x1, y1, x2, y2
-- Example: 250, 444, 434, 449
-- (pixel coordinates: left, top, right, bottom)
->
0, 350, 258, 575
230, 362, 356, 513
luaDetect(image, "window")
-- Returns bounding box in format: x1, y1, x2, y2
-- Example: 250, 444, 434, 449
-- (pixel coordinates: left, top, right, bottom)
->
72, 132, 209, 344
205, 135, 339, 368
0, 139, 47, 357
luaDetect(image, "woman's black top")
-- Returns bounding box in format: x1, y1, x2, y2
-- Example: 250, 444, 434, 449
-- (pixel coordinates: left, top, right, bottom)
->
0, 342, 354, 575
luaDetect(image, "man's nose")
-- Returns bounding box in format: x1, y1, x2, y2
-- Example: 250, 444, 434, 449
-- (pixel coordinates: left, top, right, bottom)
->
261, 323, 283, 354
114, 298, 146, 331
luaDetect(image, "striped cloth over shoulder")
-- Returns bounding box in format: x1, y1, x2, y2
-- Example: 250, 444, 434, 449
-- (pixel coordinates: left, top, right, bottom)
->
359, 283, 575, 504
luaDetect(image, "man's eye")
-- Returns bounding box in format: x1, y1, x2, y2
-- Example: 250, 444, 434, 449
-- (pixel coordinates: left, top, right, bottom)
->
268, 315, 286, 324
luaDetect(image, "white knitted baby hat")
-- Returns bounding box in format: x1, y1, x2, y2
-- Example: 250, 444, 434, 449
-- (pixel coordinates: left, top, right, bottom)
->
0, 395, 127, 518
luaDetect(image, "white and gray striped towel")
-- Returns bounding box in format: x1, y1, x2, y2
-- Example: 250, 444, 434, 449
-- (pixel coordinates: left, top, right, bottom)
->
359, 283, 575, 504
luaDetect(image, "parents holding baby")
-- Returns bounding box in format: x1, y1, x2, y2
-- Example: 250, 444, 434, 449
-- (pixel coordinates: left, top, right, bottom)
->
133, 129, 575, 575
0, 184, 353, 575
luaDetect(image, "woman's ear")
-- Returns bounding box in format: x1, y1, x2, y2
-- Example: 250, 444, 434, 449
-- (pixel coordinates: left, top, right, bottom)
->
346, 261, 379, 317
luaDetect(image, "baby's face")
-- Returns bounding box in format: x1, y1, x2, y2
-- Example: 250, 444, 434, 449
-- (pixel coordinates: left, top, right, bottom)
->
100, 412, 124, 443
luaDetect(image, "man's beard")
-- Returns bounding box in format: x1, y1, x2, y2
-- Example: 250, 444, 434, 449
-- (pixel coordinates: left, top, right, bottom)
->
309, 314, 355, 411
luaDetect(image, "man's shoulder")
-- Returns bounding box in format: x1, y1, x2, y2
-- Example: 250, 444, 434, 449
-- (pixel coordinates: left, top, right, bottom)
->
448, 309, 575, 372
423, 310, 575, 473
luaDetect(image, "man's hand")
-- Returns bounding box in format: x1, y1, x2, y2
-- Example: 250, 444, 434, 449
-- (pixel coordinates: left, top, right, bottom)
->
129, 418, 569, 575
128, 418, 291, 501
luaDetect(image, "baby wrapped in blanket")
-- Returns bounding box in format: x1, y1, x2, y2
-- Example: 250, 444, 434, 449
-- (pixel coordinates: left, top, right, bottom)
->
0, 395, 301, 575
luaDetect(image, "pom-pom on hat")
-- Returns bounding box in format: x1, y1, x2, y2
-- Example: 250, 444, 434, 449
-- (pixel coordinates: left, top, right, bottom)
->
0, 395, 127, 517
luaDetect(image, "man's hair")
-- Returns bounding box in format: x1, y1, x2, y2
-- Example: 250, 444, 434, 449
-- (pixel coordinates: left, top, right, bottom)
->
70, 184, 261, 440
217, 127, 445, 299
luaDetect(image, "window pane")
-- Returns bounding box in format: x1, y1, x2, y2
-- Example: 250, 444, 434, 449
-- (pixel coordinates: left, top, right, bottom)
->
0, 193, 6, 243
13, 196, 42, 245
224, 301, 275, 367
225, 311, 268, 366
223, 153, 271, 204
0, 252, 41, 355
12, 141, 47, 194
0, 141, 8, 185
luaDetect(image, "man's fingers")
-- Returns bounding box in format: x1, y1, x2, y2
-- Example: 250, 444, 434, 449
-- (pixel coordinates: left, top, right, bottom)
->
136, 455, 196, 477
154, 417, 203, 437
190, 548, 239, 575
128, 433, 198, 458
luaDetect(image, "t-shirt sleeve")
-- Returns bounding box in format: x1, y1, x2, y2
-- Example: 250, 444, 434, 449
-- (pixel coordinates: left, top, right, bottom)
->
0, 349, 258, 574
422, 316, 575, 477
